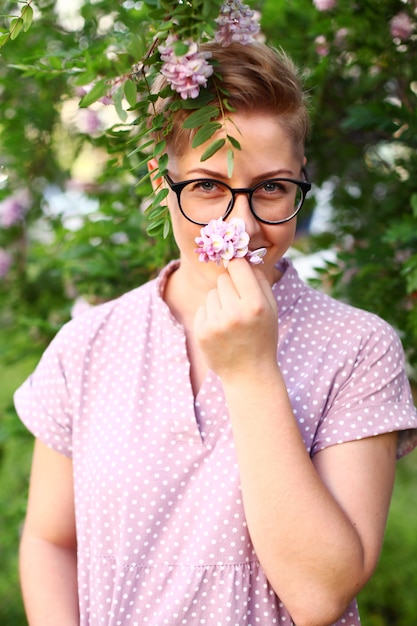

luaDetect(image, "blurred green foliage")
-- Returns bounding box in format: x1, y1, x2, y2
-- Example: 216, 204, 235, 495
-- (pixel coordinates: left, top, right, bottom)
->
1, 0, 417, 624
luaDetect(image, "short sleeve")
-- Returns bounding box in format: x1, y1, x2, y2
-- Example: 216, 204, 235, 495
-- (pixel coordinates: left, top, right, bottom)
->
14, 318, 87, 458
311, 317, 417, 459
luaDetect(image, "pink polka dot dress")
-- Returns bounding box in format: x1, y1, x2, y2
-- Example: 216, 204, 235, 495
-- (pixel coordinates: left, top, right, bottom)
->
14, 258, 417, 625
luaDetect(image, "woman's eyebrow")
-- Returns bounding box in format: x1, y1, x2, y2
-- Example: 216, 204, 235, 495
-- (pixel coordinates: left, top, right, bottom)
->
184, 168, 295, 181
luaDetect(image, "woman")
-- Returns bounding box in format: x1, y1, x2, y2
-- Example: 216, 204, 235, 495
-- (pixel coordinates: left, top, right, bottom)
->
15, 40, 417, 626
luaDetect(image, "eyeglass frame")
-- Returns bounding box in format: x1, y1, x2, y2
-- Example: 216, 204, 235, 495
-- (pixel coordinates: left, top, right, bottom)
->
164, 170, 312, 226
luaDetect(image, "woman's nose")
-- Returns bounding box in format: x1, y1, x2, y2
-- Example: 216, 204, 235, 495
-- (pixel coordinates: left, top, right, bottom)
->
228, 192, 261, 235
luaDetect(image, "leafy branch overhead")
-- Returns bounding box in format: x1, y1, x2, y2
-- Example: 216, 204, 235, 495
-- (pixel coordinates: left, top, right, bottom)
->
0, 1, 34, 47
1, 0, 259, 237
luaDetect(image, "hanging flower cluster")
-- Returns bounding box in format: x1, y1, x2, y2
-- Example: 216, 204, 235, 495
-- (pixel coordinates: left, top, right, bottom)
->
156, 1, 259, 102
215, 0, 260, 46
158, 35, 214, 100
195, 217, 266, 267
138, 0, 262, 236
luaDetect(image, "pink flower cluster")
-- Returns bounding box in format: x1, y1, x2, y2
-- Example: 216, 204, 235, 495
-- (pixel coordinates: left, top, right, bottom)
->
390, 12, 414, 41
195, 217, 249, 267
158, 36, 214, 100
157, 1, 260, 100
195, 217, 266, 267
313, 0, 337, 10
0, 190, 30, 228
215, 0, 260, 46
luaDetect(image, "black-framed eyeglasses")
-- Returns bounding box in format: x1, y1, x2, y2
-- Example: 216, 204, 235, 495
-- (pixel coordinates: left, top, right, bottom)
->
165, 171, 311, 226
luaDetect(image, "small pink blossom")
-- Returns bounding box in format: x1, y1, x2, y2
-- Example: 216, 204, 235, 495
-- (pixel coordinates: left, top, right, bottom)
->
334, 27, 349, 48
215, 0, 260, 46
0, 248, 12, 278
0, 190, 30, 228
195, 217, 249, 267
195, 217, 266, 268
314, 35, 329, 57
247, 247, 267, 265
77, 109, 102, 134
390, 12, 414, 41
313, 0, 337, 10
158, 36, 214, 100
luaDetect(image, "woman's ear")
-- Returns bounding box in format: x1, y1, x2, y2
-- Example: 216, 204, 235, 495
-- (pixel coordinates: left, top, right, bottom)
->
148, 157, 165, 191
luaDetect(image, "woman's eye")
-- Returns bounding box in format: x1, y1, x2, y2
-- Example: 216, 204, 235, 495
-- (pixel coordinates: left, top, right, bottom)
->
200, 181, 216, 191
262, 181, 284, 193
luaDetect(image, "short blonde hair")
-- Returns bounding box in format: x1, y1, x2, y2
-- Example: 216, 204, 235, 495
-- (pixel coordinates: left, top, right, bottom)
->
150, 41, 310, 158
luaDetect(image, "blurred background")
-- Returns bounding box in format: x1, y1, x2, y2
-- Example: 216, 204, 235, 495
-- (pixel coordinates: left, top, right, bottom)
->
1, 0, 417, 624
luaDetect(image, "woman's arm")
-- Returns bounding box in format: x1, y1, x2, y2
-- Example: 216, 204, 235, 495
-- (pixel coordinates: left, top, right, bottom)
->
223, 370, 396, 626
20, 439, 79, 626
194, 258, 398, 626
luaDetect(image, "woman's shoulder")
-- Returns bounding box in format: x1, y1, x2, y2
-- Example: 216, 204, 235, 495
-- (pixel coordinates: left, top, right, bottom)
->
47, 272, 164, 359
282, 257, 400, 340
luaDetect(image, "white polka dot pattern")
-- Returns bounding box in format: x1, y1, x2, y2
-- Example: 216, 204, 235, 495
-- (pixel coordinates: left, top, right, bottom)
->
14, 258, 417, 625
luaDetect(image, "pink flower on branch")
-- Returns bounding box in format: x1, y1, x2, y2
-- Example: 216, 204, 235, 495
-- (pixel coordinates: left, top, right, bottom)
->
158, 36, 214, 100
314, 35, 329, 57
215, 0, 260, 46
0, 190, 30, 228
390, 12, 414, 41
313, 0, 337, 10
195, 217, 266, 267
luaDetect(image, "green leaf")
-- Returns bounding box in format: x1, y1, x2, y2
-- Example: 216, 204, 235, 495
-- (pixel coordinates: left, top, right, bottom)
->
136, 171, 152, 187
79, 79, 108, 108
9, 17, 23, 40
163, 219, 171, 239
113, 85, 128, 122
411, 193, 417, 217
48, 56, 62, 70
154, 139, 166, 155
74, 71, 100, 87
152, 187, 169, 207
182, 105, 220, 129
22, 5, 34, 31
147, 222, 164, 237
227, 134, 241, 150
223, 98, 235, 112
403, 254, 417, 294
181, 89, 216, 109
0, 33, 9, 47
158, 153, 169, 173
200, 138, 226, 162
124, 79, 137, 109
192, 122, 222, 148
226, 148, 234, 178
173, 41, 190, 56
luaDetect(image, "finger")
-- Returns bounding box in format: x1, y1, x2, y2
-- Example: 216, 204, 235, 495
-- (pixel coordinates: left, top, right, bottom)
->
215, 271, 241, 310
251, 266, 277, 309
205, 286, 223, 313
226, 259, 277, 316
227, 258, 274, 303
225, 257, 259, 298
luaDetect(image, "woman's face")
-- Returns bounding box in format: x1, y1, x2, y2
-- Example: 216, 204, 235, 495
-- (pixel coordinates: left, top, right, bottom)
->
157, 113, 305, 288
